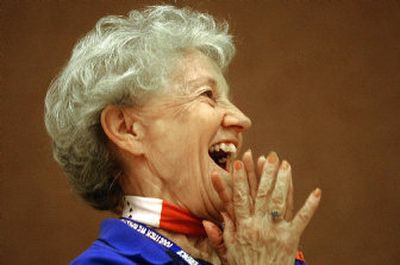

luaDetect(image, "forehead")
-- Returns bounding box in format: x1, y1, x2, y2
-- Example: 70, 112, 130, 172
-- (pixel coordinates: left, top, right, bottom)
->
167, 50, 229, 94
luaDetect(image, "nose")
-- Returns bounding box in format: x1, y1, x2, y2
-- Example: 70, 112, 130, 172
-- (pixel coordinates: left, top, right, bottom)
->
222, 102, 252, 132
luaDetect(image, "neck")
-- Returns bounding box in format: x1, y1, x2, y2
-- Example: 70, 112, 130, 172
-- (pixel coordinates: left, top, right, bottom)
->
121, 161, 189, 208
121, 165, 222, 224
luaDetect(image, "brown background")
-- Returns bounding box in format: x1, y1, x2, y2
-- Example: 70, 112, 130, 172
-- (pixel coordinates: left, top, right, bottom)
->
1, 0, 399, 264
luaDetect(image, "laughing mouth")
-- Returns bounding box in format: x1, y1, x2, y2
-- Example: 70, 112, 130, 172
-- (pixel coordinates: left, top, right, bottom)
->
208, 142, 237, 171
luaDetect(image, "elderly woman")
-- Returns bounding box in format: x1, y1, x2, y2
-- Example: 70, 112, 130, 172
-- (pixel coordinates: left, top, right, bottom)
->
45, 5, 320, 265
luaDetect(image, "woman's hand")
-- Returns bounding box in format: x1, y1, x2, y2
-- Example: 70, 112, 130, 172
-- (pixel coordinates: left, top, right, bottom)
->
203, 151, 321, 265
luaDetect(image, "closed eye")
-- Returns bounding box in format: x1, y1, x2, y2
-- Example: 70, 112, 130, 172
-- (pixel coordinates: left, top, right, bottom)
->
201, 89, 214, 99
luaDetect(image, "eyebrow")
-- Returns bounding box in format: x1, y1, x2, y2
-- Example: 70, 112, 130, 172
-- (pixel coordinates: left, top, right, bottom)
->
186, 77, 230, 94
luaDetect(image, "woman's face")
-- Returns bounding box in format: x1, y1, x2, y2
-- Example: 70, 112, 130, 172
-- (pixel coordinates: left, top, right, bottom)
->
135, 50, 251, 221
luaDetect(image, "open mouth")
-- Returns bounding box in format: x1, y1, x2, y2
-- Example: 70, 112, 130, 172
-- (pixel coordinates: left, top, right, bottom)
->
208, 142, 237, 171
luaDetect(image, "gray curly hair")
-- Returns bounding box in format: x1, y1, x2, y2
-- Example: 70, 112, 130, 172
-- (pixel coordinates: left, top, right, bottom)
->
44, 5, 235, 212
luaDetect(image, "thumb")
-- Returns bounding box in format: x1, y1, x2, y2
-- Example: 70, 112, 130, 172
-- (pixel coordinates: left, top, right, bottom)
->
202, 220, 227, 263
292, 188, 321, 235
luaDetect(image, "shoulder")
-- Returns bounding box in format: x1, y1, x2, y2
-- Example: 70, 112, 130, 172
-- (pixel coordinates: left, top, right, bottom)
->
69, 243, 133, 265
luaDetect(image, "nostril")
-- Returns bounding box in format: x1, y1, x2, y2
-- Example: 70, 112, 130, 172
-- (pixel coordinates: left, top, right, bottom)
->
231, 124, 248, 133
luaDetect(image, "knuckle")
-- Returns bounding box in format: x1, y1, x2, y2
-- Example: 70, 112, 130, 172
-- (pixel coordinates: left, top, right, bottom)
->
258, 179, 273, 194
263, 165, 276, 175
298, 211, 310, 222
256, 189, 268, 198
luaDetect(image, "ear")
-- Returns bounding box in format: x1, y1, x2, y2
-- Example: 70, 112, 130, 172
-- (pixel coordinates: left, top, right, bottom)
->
100, 105, 145, 156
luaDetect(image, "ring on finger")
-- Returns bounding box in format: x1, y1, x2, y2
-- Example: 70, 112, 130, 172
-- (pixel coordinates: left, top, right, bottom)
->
271, 209, 282, 222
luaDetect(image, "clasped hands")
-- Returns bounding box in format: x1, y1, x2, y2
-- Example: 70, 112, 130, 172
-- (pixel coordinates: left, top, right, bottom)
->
203, 151, 321, 265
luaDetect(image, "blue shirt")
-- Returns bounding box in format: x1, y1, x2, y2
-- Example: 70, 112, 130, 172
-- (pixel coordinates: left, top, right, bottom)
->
70, 219, 211, 265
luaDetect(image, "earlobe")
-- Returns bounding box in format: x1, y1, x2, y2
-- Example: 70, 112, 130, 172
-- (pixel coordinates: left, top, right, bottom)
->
100, 105, 144, 155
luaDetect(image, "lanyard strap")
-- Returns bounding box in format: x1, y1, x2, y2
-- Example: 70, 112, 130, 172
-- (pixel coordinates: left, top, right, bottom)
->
121, 217, 200, 265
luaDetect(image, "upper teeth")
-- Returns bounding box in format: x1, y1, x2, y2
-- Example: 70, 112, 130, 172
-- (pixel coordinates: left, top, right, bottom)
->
209, 143, 237, 154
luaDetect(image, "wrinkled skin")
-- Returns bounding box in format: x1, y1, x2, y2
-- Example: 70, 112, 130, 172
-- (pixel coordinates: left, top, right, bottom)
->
203, 151, 321, 265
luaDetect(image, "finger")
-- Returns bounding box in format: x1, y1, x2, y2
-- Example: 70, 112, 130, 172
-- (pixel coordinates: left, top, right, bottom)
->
284, 171, 294, 221
202, 220, 227, 260
242, 149, 257, 199
221, 212, 235, 243
232, 160, 251, 220
292, 188, 322, 235
256, 155, 266, 178
255, 152, 279, 215
269, 160, 291, 222
211, 171, 234, 219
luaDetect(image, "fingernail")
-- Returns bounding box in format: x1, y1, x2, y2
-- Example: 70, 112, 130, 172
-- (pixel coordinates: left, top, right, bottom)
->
234, 160, 242, 170
220, 212, 228, 222
202, 220, 212, 229
281, 160, 290, 170
246, 148, 251, 154
267, 151, 278, 163
314, 188, 321, 198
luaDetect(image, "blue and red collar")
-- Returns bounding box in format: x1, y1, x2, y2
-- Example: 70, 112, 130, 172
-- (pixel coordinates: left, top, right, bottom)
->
121, 196, 206, 236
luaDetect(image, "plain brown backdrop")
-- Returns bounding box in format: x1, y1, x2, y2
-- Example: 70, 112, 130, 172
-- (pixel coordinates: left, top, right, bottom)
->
1, 0, 399, 264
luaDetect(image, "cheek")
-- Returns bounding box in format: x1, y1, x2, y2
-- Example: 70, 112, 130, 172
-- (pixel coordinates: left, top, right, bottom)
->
192, 106, 221, 129
143, 119, 196, 164
142, 120, 178, 159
